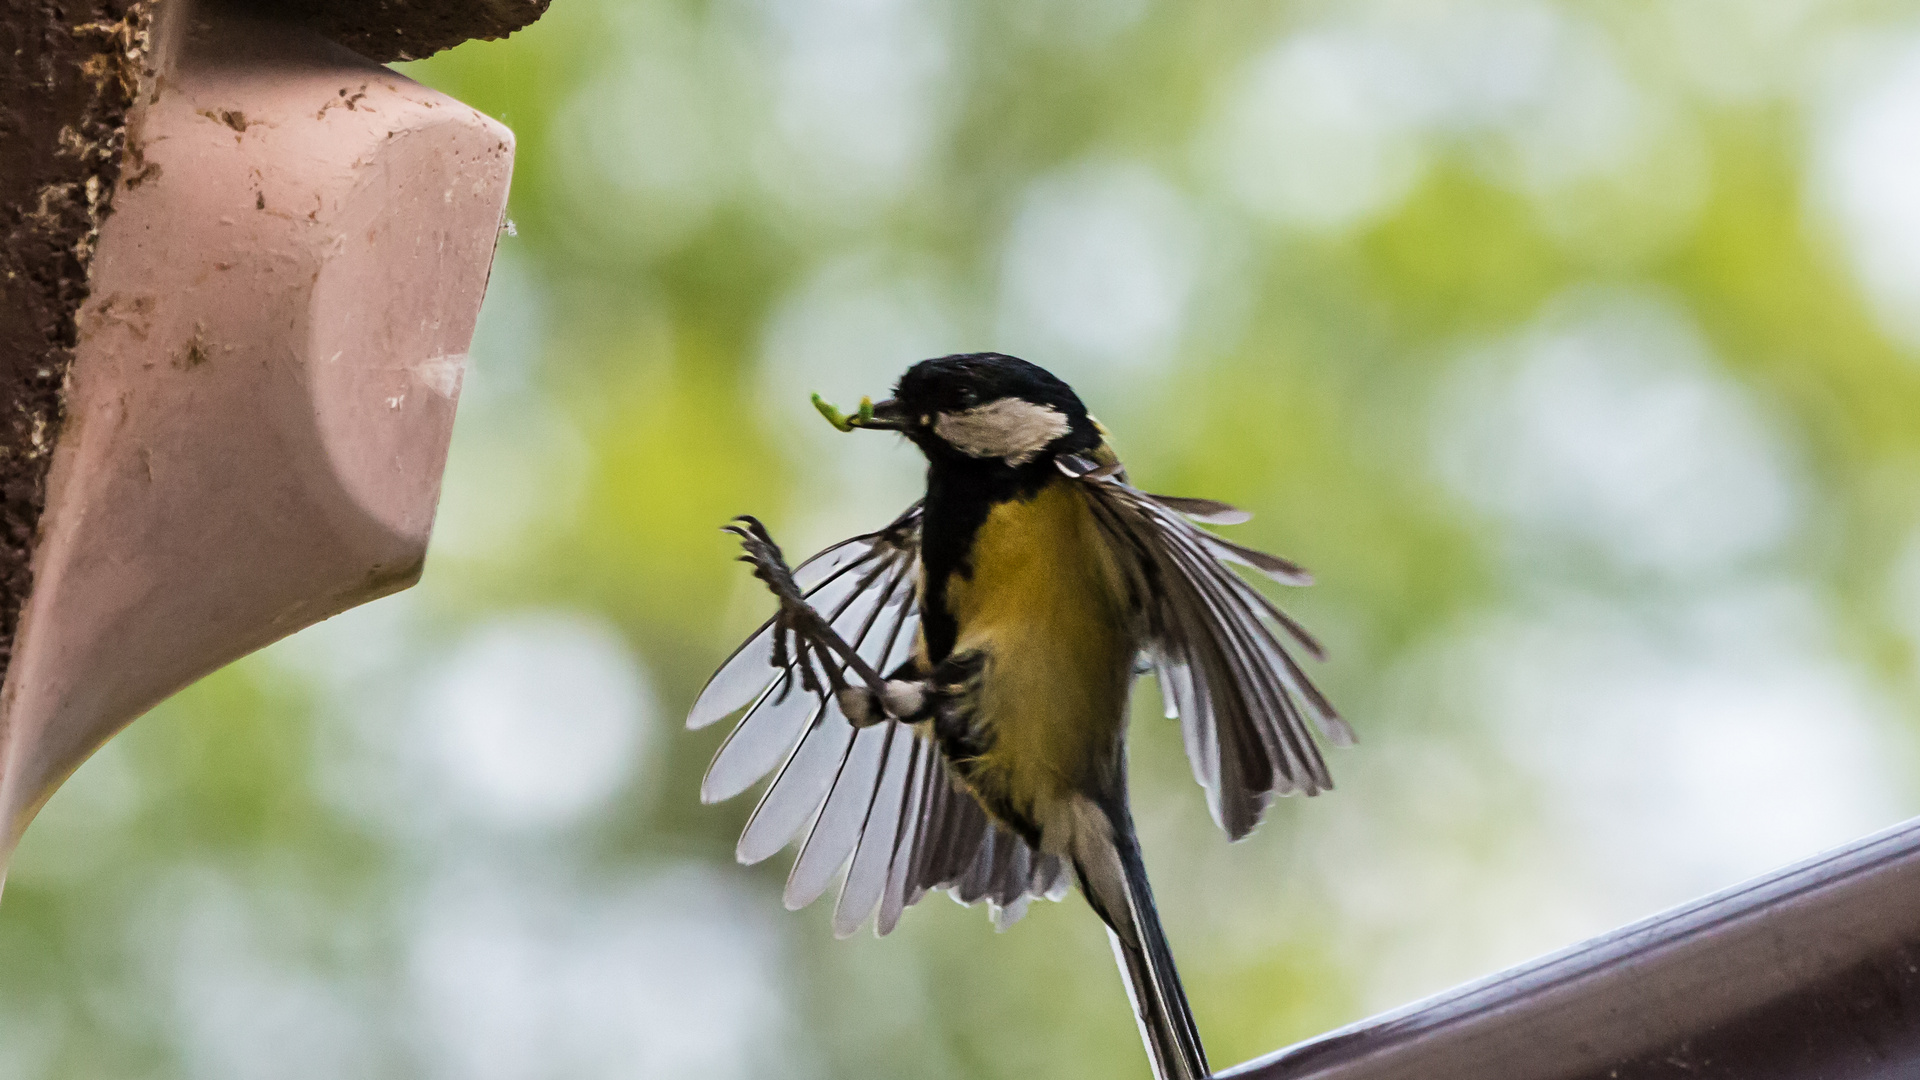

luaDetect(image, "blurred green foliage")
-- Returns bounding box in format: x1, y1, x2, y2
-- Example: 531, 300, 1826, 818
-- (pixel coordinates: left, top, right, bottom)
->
11, 1, 1920, 1077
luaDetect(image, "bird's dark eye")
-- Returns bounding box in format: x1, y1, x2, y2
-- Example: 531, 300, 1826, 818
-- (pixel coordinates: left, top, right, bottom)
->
956, 387, 979, 408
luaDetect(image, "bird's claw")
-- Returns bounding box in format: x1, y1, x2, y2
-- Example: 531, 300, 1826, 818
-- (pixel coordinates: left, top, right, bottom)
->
724, 515, 807, 610
726, 514, 903, 710
726, 515, 897, 710
724, 516, 828, 701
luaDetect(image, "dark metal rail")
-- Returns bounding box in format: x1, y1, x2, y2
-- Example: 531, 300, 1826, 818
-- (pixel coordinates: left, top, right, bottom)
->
1227, 815, 1920, 1080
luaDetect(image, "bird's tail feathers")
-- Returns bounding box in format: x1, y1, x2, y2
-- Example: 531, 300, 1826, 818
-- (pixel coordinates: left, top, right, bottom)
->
1073, 807, 1209, 1080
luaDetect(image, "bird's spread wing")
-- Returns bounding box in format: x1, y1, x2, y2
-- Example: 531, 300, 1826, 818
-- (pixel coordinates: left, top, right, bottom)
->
1059, 453, 1354, 841
690, 504, 1069, 936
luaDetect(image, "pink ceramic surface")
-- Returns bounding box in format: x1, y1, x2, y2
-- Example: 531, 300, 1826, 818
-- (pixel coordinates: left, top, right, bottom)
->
0, 7, 514, 878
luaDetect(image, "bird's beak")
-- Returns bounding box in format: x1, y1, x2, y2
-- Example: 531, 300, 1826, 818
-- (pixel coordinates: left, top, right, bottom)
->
853, 398, 910, 431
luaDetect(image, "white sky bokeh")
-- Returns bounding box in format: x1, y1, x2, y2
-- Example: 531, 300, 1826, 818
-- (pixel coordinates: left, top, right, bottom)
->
0, 1006, 63, 1080
275, 600, 653, 844
996, 161, 1203, 385
407, 865, 792, 1080
1205, 27, 1429, 233
157, 872, 384, 1080
1889, 527, 1920, 655
551, 9, 736, 252
1809, 32, 1920, 354
1662, 0, 1834, 105
1434, 287, 1803, 581
1333, 279, 1920, 1012
1201, 4, 1704, 256
429, 250, 591, 567
1317, 580, 1912, 1013
1471, 585, 1907, 900
134, 862, 793, 1080
413, 613, 652, 831
750, 0, 955, 218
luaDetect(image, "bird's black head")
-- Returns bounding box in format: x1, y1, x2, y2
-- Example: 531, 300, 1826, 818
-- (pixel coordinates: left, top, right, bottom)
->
857, 353, 1101, 470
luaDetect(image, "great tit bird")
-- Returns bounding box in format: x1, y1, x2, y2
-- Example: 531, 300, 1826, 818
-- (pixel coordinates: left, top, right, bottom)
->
690, 353, 1349, 1080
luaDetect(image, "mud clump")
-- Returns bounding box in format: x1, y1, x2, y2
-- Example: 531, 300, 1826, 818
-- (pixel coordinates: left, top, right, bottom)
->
0, 0, 151, 676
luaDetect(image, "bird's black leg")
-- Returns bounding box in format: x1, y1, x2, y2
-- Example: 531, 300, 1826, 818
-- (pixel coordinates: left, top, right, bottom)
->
724, 516, 896, 714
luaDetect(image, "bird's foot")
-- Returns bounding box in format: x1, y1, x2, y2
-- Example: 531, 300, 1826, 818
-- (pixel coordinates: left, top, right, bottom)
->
724, 515, 889, 706
724, 515, 808, 612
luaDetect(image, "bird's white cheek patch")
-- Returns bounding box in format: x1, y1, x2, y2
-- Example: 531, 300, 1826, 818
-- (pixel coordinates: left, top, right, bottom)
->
933, 399, 1070, 466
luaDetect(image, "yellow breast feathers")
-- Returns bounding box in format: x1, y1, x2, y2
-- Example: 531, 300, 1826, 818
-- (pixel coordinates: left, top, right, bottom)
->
939, 477, 1138, 825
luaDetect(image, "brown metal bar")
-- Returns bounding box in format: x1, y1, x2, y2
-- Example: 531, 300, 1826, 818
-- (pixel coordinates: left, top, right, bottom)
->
1226, 815, 1920, 1080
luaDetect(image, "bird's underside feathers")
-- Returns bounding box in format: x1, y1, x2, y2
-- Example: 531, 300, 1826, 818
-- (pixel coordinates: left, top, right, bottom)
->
689, 462, 1348, 936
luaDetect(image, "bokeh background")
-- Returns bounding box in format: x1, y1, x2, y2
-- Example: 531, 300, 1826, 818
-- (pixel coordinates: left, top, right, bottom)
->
10, 0, 1920, 1076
